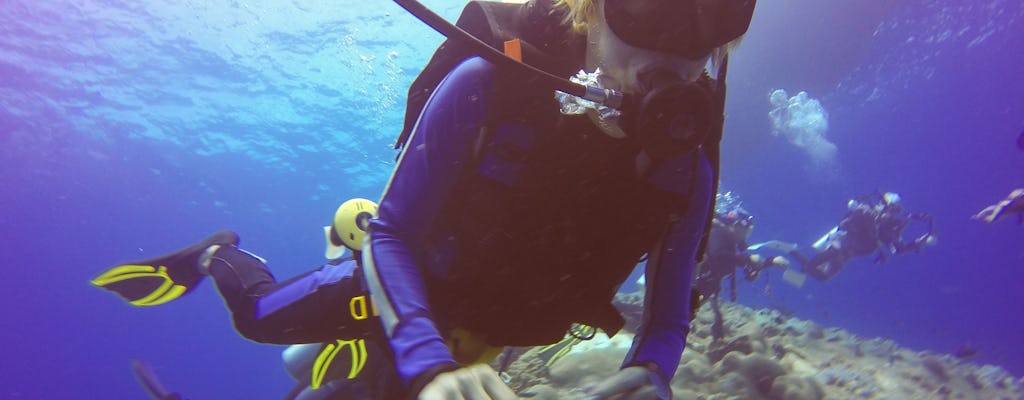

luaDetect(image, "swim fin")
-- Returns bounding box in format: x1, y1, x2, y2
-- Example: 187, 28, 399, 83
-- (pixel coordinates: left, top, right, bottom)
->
535, 324, 595, 367
536, 335, 582, 367
91, 231, 239, 306
311, 339, 369, 389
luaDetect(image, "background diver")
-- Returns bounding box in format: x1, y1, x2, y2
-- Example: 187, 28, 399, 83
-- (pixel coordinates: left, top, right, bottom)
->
789, 191, 937, 282
692, 206, 791, 340
694, 206, 792, 303
93, 0, 760, 398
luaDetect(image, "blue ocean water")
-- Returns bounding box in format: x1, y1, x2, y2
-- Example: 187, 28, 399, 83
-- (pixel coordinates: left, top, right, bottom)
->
1, 0, 1021, 398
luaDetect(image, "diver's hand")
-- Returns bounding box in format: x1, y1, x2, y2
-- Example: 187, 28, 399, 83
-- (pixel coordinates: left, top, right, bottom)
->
582, 365, 657, 399
916, 234, 938, 247
418, 364, 518, 400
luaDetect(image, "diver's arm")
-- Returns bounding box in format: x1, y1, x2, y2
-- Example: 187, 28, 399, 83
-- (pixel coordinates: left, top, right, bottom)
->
1008, 191, 1024, 215
364, 57, 495, 389
893, 213, 936, 254
983, 189, 1024, 222
621, 149, 714, 392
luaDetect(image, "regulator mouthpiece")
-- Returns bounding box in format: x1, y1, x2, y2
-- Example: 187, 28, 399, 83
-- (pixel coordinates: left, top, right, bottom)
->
555, 69, 624, 124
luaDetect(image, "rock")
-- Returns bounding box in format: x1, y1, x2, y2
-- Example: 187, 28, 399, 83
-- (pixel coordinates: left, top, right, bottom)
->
857, 337, 899, 359
518, 384, 558, 400
921, 355, 951, 382
815, 365, 878, 393
548, 348, 619, 387
717, 352, 787, 396
715, 371, 760, 399
779, 352, 817, 377
499, 301, 1024, 400
494, 347, 545, 392
675, 351, 714, 385
769, 375, 825, 400
671, 388, 704, 400
707, 335, 755, 364
807, 325, 825, 340
975, 364, 1014, 388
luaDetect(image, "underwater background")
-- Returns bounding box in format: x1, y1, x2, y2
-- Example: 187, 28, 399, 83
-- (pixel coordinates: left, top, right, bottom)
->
1, 0, 1021, 398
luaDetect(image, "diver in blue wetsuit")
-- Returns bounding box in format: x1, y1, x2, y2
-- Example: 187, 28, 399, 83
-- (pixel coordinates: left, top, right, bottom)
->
366, 0, 754, 396
94, 0, 758, 398
96, 198, 405, 399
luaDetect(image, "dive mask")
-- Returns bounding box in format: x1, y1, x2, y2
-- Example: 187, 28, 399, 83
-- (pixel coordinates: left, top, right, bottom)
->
604, 0, 757, 60
393, 0, 753, 160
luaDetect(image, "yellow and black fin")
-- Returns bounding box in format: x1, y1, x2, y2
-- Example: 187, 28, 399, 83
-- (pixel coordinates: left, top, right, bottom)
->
536, 335, 582, 367
311, 339, 369, 390
91, 231, 238, 306
535, 324, 596, 367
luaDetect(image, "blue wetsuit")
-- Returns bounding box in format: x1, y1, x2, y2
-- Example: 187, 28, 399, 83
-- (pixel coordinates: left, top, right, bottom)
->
205, 56, 713, 398
206, 252, 379, 344
363, 57, 713, 392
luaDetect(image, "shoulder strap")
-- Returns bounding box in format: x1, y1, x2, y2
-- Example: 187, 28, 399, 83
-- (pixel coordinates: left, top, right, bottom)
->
395, 0, 580, 151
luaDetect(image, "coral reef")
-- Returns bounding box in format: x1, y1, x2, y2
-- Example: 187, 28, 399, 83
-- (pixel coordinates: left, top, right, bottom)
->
498, 294, 1024, 399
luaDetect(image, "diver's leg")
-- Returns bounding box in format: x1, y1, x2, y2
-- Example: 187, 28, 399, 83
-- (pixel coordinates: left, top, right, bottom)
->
804, 250, 846, 281
710, 295, 725, 341
728, 273, 737, 302
205, 246, 377, 344
202, 245, 274, 311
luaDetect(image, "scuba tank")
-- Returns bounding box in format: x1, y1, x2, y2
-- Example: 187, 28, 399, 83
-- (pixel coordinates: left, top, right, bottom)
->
282, 344, 339, 400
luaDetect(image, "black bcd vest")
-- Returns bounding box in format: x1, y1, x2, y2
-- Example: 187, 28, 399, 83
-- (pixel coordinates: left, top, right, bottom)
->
396, 0, 726, 346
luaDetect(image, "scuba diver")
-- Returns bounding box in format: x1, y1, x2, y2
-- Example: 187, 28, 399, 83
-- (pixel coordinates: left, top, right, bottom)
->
973, 188, 1024, 224
790, 192, 937, 282
93, 0, 759, 397
691, 206, 791, 340
95, 199, 403, 399
694, 207, 791, 303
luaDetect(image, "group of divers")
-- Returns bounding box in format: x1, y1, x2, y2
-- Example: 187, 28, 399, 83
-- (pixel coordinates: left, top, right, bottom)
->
87, 0, 1024, 397
104, 187, 1024, 400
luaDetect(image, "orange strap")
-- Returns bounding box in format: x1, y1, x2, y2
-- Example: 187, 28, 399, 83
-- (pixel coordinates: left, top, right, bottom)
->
503, 39, 523, 62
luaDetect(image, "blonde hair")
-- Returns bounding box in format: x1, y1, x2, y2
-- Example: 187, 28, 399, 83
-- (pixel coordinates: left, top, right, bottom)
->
555, 0, 597, 35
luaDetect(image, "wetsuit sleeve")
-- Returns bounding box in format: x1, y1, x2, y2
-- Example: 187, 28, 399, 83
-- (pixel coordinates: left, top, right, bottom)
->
362, 57, 495, 387
623, 149, 714, 392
